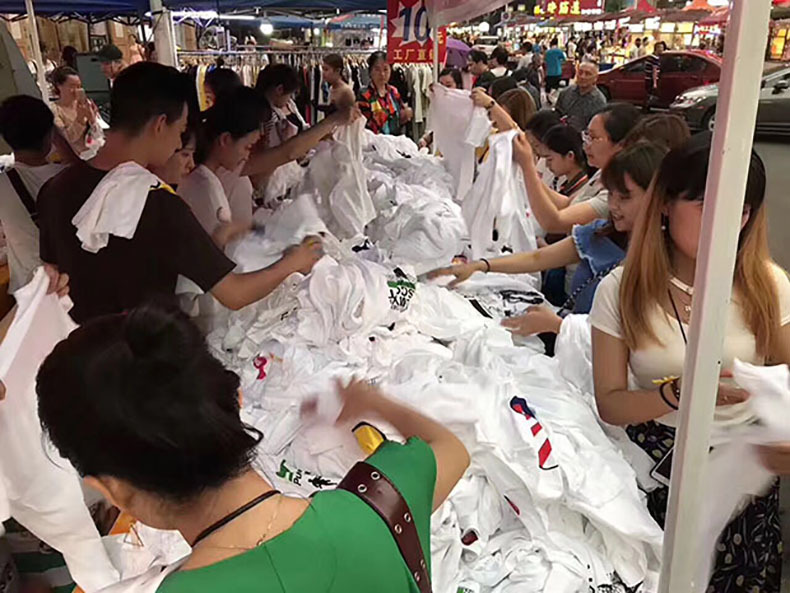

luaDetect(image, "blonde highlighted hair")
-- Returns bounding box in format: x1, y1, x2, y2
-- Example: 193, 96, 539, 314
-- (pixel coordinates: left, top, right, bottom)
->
619, 133, 780, 356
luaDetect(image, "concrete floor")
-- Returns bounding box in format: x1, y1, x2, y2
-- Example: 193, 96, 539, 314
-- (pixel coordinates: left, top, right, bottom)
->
755, 138, 790, 592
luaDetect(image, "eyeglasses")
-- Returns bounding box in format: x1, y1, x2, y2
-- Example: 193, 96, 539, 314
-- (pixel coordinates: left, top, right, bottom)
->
582, 130, 604, 145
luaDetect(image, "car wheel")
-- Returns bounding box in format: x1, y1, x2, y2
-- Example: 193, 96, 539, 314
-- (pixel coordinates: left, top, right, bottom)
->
702, 109, 715, 132
599, 85, 611, 101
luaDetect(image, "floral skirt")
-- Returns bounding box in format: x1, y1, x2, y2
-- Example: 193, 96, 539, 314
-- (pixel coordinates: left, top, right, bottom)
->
627, 421, 782, 593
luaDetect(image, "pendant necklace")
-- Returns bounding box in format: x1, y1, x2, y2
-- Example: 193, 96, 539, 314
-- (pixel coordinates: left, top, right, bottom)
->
670, 276, 694, 316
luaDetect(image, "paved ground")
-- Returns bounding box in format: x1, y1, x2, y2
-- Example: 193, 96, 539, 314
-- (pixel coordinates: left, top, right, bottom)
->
755, 138, 790, 591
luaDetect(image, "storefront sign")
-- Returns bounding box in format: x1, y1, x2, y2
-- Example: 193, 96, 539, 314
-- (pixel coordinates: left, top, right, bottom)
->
534, 0, 603, 16
387, 0, 447, 64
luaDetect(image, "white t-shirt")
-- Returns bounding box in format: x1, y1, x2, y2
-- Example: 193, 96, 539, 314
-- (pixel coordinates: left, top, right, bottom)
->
178, 164, 231, 235
569, 170, 609, 218
590, 265, 790, 427
217, 166, 254, 227
0, 162, 64, 292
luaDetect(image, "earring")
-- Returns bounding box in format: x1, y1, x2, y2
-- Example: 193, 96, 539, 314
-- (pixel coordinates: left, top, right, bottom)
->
661, 215, 668, 231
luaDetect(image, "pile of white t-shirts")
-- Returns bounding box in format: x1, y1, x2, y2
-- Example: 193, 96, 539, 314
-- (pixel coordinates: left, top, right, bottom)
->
462, 130, 539, 262
88, 125, 665, 593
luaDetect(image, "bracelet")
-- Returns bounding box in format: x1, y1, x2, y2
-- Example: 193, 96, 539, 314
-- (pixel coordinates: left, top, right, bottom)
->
480, 258, 491, 273
659, 382, 679, 411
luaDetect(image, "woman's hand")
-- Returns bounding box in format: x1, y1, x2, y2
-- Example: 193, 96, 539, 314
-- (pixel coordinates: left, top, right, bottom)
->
716, 371, 750, 406
76, 98, 92, 125
717, 374, 750, 407
759, 443, 790, 475
501, 306, 562, 337
427, 261, 486, 288
401, 106, 414, 123
334, 377, 387, 425
512, 133, 535, 166
283, 235, 324, 275
471, 88, 495, 109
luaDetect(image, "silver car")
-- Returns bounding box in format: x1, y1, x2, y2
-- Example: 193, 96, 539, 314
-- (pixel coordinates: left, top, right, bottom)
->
670, 66, 790, 135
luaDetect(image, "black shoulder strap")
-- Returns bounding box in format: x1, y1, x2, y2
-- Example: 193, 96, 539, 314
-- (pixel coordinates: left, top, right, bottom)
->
6, 168, 39, 227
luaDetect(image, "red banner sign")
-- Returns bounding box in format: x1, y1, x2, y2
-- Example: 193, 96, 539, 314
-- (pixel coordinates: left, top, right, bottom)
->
387, 0, 448, 64
534, 0, 604, 16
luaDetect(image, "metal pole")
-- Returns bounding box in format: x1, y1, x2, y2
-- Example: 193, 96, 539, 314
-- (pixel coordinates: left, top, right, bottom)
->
658, 1, 773, 592
432, 19, 440, 83
149, 0, 177, 67
24, 0, 48, 103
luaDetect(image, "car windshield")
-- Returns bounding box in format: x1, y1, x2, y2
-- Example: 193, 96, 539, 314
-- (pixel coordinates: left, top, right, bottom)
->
763, 68, 790, 87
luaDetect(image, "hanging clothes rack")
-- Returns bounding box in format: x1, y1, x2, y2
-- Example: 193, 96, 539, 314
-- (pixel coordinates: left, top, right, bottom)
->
179, 47, 377, 123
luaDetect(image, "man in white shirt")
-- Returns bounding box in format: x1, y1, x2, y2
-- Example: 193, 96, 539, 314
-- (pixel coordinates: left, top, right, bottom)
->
0, 96, 68, 292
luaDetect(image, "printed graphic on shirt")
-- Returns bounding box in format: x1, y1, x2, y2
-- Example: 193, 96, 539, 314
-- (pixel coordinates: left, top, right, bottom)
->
276, 459, 337, 490
509, 396, 559, 471
388, 267, 417, 312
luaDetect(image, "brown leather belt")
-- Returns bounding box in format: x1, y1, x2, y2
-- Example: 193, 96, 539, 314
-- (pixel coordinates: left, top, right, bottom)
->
338, 461, 432, 593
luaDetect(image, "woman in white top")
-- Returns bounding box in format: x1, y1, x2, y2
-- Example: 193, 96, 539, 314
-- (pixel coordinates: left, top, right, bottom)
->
514, 103, 642, 235
590, 133, 790, 593
179, 87, 262, 236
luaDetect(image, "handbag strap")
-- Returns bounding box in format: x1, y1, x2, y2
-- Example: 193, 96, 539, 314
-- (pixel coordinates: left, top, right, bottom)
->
6, 168, 38, 227
338, 461, 432, 593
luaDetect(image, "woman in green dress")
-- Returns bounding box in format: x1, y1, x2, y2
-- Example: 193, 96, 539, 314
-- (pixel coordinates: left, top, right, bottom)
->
36, 304, 470, 593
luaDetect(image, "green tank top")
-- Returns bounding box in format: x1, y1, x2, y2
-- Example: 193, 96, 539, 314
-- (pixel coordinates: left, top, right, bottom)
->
157, 438, 437, 593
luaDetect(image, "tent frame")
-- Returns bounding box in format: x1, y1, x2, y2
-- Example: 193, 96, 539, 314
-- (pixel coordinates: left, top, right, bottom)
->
657, 0, 773, 591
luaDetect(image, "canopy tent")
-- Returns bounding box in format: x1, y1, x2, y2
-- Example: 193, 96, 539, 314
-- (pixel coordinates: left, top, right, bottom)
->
0, 0, 146, 15
0, 0, 385, 16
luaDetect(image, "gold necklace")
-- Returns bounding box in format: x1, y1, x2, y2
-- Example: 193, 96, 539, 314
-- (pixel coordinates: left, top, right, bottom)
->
196, 494, 285, 552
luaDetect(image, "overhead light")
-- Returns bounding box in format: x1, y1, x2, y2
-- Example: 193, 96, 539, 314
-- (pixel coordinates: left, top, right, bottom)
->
478, 21, 491, 33
312, 27, 321, 35
260, 21, 274, 35
222, 14, 256, 21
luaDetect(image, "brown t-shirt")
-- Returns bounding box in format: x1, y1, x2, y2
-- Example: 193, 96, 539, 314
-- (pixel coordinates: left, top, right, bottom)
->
38, 160, 236, 324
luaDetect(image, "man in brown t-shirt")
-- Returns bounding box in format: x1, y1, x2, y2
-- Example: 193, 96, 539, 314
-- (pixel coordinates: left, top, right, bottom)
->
39, 62, 322, 324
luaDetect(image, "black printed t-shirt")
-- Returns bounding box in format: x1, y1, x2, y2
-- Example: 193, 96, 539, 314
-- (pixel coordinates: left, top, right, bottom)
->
38, 160, 235, 323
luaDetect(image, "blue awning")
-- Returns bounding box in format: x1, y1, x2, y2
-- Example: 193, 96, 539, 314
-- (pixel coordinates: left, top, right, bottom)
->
0, 0, 386, 16
0, 0, 147, 15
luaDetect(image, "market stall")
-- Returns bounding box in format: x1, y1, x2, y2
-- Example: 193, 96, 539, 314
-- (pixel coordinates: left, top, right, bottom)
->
0, 1, 780, 593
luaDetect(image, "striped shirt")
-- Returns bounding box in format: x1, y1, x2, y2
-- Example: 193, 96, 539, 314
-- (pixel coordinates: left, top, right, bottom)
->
645, 54, 660, 88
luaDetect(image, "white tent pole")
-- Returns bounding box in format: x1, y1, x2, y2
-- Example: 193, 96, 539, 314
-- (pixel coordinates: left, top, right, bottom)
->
150, 0, 177, 67
432, 19, 440, 83
658, 1, 773, 592
24, 0, 48, 102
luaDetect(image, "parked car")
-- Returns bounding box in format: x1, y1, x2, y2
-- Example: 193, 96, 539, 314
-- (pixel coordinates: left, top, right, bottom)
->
670, 66, 790, 135
597, 50, 722, 108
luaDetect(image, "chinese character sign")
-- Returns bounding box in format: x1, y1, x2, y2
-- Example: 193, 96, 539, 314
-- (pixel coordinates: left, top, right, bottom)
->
534, 0, 603, 15
388, 0, 448, 64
